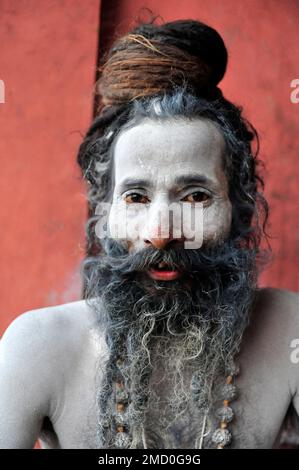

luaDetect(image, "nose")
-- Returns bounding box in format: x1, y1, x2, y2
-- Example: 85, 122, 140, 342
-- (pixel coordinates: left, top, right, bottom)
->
142, 198, 185, 250
144, 231, 185, 250
145, 237, 173, 250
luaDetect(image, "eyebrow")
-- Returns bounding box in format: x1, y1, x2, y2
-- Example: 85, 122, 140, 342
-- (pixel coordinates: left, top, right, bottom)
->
117, 173, 218, 192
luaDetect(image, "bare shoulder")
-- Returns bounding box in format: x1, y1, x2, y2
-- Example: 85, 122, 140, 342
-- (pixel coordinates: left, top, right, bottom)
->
2, 299, 94, 340
0, 299, 103, 383
244, 287, 299, 372
243, 286, 299, 362
257, 286, 299, 306
254, 286, 299, 325
0, 300, 103, 446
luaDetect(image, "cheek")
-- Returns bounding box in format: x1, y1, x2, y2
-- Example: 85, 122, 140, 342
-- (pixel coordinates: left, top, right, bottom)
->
202, 199, 232, 242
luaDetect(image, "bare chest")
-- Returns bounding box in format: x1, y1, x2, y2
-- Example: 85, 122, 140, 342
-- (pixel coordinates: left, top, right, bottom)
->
38, 341, 291, 449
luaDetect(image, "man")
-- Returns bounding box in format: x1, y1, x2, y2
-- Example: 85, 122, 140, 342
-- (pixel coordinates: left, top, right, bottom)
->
0, 19, 299, 449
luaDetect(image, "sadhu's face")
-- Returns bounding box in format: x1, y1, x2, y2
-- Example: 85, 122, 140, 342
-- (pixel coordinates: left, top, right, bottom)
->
108, 118, 232, 282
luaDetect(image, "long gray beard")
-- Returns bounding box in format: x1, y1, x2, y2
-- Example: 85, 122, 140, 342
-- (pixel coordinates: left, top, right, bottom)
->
82, 238, 258, 448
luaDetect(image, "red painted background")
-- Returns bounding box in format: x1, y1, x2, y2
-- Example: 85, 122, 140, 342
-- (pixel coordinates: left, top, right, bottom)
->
0, 0, 298, 337
0, 0, 100, 334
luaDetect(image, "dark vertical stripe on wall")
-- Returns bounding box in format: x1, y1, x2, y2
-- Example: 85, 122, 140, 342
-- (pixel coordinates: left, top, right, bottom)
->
93, 0, 123, 116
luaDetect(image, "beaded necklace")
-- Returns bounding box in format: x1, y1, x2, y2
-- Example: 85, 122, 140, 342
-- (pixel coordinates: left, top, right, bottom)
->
211, 363, 239, 449
112, 359, 240, 449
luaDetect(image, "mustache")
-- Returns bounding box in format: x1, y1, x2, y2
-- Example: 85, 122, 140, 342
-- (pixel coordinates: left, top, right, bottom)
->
99, 238, 255, 277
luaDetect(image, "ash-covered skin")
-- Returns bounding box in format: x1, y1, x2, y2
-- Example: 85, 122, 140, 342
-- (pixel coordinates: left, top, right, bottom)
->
109, 119, 232, 252
82, 116, 260, 448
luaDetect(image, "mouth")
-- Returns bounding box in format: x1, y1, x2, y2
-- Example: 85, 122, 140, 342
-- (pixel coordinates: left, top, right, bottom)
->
147, 261, 183, 281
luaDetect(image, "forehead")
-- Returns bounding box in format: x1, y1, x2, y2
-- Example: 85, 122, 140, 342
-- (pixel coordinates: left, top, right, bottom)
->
113, 118, 227, 187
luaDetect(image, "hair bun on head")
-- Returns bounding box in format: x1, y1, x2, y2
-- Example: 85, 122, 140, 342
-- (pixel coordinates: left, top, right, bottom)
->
134, 19, 228, 88
97, 19, 228, 111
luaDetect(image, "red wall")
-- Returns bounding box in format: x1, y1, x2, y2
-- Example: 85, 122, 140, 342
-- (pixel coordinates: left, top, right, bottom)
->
0, 0, 298, 337
0, 0, 100, 334
100, 0, 299, 291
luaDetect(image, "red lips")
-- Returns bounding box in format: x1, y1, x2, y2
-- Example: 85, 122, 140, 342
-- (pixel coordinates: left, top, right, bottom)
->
147, 261, 183, 281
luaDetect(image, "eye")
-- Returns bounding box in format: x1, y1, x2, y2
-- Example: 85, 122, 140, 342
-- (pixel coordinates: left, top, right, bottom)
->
124, 192, 149, 204
181, 191, 210, 203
